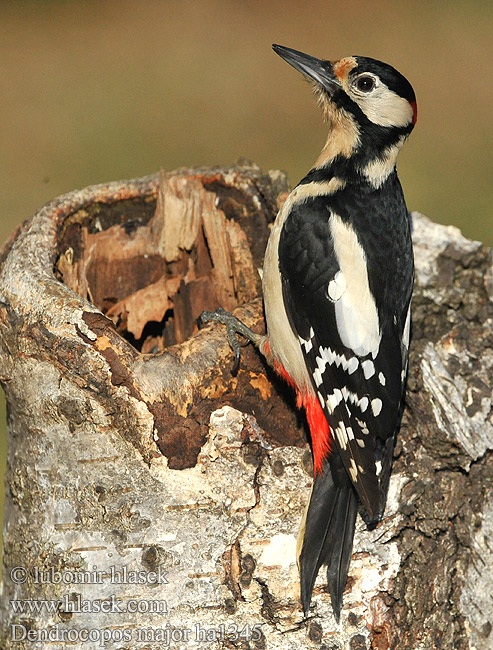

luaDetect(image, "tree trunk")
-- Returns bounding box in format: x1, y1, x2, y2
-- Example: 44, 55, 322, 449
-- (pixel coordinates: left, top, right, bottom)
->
0, 163, 491, 650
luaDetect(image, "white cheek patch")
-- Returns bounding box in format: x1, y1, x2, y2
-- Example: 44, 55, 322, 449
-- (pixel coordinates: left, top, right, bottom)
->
329, 212, 381, 358
352, 83, 414, 128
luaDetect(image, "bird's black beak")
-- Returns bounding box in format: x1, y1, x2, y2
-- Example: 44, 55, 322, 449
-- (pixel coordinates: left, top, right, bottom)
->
272, 44, 340, 94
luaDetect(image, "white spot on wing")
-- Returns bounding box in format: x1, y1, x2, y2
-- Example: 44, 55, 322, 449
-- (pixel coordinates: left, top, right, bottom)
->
346, 357, 359, 374
298, 327, 314, 353
327, 271, 347, 302
315, 349, 328, 373
335, 422, 348, 450
326, 388, 343, 413
371, 398, 383, 417
362, 359, 375, 379
316, 345, 359, 378
313, 368, 323, 387
349, 458, 358, 482
359, 396, 369, 412
378, 372, 386, 386
375, 460, 382, 476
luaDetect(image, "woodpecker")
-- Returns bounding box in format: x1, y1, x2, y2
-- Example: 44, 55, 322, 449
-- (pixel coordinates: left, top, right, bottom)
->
201, 44, 416, 619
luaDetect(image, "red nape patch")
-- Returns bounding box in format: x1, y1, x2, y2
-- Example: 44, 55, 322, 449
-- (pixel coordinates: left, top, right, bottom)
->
304, 394, 331, 475
410, 101, 418, 125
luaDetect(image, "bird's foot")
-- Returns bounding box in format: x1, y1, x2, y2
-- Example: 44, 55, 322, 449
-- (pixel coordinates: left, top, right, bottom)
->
199, 307, 262, 375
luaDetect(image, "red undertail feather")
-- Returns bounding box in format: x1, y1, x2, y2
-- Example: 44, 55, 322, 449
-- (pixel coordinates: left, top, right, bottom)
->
272, 357, 298, 394
270, 353, 331, 476
304, 394, 331, 475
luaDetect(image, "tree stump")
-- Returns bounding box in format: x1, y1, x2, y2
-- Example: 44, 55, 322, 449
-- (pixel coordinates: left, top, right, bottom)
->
0, 162, 491, 650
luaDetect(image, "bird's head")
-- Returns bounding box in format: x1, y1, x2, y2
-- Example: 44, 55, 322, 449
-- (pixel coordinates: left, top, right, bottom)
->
273, 44, 417, 179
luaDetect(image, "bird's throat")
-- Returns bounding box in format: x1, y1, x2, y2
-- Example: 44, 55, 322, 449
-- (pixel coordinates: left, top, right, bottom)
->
315, 109, 361, 169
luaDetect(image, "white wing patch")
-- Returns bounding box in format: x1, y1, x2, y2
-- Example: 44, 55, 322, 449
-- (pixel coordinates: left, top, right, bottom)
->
329, 212, 381, 358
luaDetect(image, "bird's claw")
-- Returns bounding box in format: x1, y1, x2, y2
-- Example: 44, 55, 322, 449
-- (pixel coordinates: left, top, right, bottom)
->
198, 307, 259, 376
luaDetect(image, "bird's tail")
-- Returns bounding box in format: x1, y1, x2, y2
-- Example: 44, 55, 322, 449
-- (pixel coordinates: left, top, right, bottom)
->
297, 459, 358, 620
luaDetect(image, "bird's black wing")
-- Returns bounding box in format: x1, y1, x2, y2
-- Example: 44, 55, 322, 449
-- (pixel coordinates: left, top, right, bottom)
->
279, 192, 411, 520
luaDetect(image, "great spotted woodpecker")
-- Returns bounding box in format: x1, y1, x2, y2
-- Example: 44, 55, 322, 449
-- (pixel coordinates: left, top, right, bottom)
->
201, 44, 416, 619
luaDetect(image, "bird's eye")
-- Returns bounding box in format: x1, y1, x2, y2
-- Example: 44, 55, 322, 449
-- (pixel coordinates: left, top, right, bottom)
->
355, 75, 375, 92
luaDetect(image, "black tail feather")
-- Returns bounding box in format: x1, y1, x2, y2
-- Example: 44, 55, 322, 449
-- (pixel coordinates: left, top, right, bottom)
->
298, 460, 358, 620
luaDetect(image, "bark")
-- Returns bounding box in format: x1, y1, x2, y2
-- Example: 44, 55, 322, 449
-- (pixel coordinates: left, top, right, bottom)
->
0, 163, 491, 650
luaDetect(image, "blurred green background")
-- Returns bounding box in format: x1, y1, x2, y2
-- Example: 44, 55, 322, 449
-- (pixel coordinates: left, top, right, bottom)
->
1, 1, 492, 543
